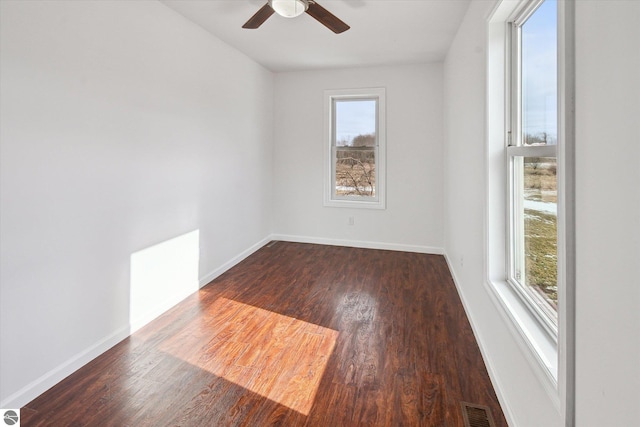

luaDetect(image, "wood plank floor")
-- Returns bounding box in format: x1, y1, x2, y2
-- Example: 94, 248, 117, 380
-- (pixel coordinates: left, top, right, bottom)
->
22, 242, 507, 426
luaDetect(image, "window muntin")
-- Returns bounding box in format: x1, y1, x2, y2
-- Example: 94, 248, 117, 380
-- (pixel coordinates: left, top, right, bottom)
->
508, 0, 558, 333
324, 88, 386, 209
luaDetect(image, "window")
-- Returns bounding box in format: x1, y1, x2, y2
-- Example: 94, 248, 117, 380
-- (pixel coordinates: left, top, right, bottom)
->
507, 0, 558, 334
324, 88, 386, 209
487, 0, 574, 404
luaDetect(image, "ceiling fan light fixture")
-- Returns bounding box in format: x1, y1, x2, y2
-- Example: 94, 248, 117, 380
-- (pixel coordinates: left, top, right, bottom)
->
270, 0, 308, 18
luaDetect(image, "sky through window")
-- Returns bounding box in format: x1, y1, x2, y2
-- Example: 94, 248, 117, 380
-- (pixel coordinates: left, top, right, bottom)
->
522, 0, 557, 142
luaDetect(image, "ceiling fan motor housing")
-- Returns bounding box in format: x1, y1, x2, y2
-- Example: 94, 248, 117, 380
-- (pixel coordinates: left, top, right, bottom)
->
243, 0, 349, 34
270, 0, 309, 18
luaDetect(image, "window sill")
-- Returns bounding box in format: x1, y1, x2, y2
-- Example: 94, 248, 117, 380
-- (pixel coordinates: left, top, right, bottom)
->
323, 198, 386, 210
485, 278, 560, 409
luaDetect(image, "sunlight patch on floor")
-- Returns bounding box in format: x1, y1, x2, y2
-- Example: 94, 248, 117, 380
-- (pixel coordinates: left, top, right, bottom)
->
160, 297, 339, 415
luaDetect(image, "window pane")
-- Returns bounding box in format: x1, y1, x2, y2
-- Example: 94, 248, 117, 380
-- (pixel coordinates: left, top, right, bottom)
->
514, 156, 557, 312
335, 100, 376, 147
521, 0, 557, 146
335, 149, 375, 196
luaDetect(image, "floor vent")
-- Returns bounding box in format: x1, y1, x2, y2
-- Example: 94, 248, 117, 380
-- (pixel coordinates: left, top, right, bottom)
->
266, 240, 279, 248
461, 402, 496, 427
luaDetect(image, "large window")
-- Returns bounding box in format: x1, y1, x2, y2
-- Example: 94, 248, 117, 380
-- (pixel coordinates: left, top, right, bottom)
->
488, 0, 574, 405
324, 88, 386, 209
507, 0, 558, 334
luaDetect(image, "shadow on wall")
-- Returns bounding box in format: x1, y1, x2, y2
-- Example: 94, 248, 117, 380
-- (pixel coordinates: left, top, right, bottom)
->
130, 230, 201, 333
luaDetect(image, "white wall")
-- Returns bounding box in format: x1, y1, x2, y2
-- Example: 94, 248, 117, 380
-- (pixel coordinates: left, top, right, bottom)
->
574, 2, 640, 425
0, 0, 273, 407
445, 0, 640, 426
272, 64, 444, 252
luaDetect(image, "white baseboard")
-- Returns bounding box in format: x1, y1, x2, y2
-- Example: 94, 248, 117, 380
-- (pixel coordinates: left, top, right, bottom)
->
3, 235, 441, 409
129, 288, 197, 334
1, 235, 273, 409
0, 325, 130, 409
271, 234, 444, 255
198, 236, 272, 288
443, 253, 517, 427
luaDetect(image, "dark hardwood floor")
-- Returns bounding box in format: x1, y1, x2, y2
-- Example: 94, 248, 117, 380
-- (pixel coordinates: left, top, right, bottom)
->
22, 242, 507, 426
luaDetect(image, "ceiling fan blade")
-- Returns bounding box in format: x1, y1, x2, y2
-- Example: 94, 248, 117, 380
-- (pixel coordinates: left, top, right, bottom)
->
306, 1, 350, 34
242, 3, 275, 29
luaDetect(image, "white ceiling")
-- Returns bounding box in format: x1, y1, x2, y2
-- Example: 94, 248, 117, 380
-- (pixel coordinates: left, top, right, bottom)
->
161, 0, 471, 72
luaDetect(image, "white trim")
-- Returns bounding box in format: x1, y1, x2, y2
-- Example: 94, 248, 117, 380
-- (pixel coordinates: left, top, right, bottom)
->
0, 325, 130, 408
485, 279, 560, 398
2, 235, 272, 409
485, 0, 569, 418
506, 144, 557, 157
556, 0, 576, 424
131, 236, 273, 333
323, 87, 386, 210
511, 0, 546, 26
505, 0, 560, 334
271, 233, 443, 255
481, 279, 562, 413
0, 236, 485, 410
198, 236, 272, 287
443, 254, 518, 427
129, 287, 197, 334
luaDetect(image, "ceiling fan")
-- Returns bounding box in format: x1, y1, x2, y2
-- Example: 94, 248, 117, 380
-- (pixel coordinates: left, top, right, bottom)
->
243, 0, 350, 34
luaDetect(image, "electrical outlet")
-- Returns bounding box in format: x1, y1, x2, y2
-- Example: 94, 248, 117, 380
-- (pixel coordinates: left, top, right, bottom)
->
460, 256, 464, 268
348, 216, 355, 226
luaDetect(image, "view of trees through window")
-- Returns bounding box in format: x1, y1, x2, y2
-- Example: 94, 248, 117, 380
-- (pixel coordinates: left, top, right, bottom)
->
334, 99, 377, 197
335, 133, 376, 196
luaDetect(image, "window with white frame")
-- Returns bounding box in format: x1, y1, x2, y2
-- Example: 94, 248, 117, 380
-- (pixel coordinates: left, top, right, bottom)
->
507, 0, 558, 334
324, 88, 386, 209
